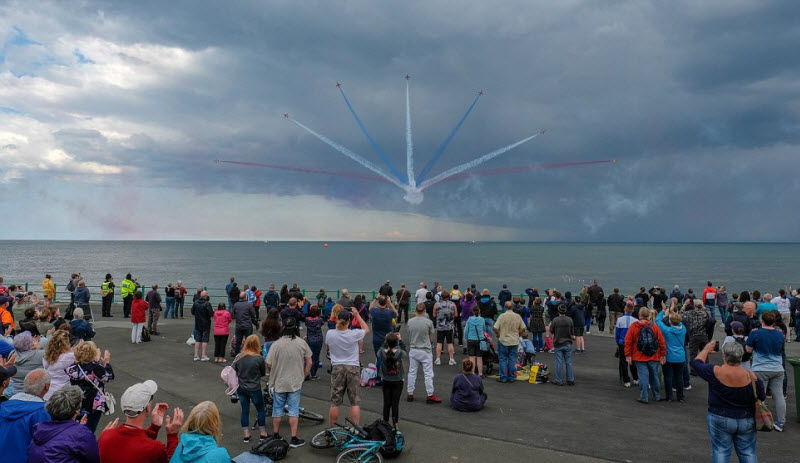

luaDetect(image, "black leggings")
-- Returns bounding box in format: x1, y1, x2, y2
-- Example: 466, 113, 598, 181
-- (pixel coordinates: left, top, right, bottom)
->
214, 335, 229, 358
382, 380, 403, 424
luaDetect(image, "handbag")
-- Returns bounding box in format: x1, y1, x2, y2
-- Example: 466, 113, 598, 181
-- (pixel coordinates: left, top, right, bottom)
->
751, 374, 774, 432
78, 364, 116, 415
472, 323, 487, 351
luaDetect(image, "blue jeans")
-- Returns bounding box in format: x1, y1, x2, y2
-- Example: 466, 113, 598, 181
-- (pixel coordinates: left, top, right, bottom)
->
585, 315, 592, 332
177, 298, 185, 317
272, 389, 302, 418
308, 340, 322, 377
683, 350, 691, 388
237, 387, 266, 429
497, 342, 517, 382
164, 297, 176, 318
531, 333, 544, 351
707, 304, 717, 320
484, 318, 495, 346
707, 412, 757, 463
553, 345, 574, 384
374, 338, 385, 379
635, 360, 661, 402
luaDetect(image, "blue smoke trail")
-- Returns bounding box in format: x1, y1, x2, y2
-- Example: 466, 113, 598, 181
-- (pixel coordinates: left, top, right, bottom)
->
338, 87, 407, 184
290, 118, 408, 190
405, 80, 415, 188
416, 94, 480, 184
418, 131, 542, 191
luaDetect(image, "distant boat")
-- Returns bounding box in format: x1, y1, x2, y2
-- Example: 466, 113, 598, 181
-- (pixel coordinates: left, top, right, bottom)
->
469, 241, 476, 244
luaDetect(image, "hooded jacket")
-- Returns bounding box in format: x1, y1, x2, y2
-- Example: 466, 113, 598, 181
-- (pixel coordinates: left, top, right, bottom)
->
70, 319, 95, 341
477, 296, 497, 320
169, 433, 230, 463
28, 418, 99, 463
10, 349, 44, 392
0, 392, 51, 463
191, 298, 214, 331
74, 286, 90, 305
263, 290, 279, 308
497, 288, 512, 306
655, 312, 687, 363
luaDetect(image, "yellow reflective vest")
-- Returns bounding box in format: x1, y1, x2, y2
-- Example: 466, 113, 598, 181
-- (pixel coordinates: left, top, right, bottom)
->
102, 281, 114, 297
121, 279, 136, 298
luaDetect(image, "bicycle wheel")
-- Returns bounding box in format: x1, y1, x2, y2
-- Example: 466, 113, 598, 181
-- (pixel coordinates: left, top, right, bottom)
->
337, 447, 384, 463
310, 429, 335, 449
299, 408, 325, 423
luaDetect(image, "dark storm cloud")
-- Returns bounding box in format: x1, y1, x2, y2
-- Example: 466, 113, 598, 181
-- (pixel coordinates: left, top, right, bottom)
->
3, 0, 799, 240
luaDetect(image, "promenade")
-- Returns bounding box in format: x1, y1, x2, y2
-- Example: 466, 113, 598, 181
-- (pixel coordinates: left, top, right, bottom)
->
90, 305, 797, 462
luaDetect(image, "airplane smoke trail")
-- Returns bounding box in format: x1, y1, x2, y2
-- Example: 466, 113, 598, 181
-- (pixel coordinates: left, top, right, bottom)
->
338, 86, 406, 183
437, 159, 616, 184
418, 132, 543, 190
289, 118, 407, 190
405, 80, 415, 188
416, 93, 481, 184
214, 160, 384, 182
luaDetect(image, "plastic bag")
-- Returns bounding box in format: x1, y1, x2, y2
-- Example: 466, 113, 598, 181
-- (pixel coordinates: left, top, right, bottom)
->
186, 335, 196, 346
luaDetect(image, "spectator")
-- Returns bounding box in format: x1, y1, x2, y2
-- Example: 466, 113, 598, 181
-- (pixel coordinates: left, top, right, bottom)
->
145, 284, 162, 336
69, 308, 95, 341
265, 318, 312, 448
433, 291, 457, 367
263, 284, 280, 310
494, 301, 525, 383
379, 280, 394, 298
450, 358, 486, 412
549, 305, 575, 386
683, 299, 710, 362
232, 293, 258, 356
225, 277, 236, 310
305, 305, 324, 380
279, 297, 305, 327
42, 331, 75, 400
213, 303, 232, 363
693, 341, 763, 462
406, 303, 441, 404
98, 380, 184, 463
191, 291, 214, 362
336, 289, 353, 309
497, 284, 512, 308
625, 307, 667, 404
327, 307, 370, 425
414, 282, 428, 306
656, 308, 687, 402
725, 300, 758, 337
74, 281, 92, 322
164, 283, 176, 320
171, 401, 230, 463
607, 288, 625, 335
233, 335, 268, 442
0, 369, 51, 463
10, 331, 44, 394
176, 281, 187, 319
0, 362, 16, 402
614, 301, 639, 387
67, 341, 114, 432
130, 291, 148, 344
42, 274, 55, 310
28, 385, 100, 463
395, 283, 412, 324
745, 310, 787, 431
770, 289, 791, 340
377, 332, 407, 425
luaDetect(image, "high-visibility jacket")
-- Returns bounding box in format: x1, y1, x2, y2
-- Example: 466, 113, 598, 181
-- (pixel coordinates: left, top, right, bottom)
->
42, 278, 55, 298
121, 279, 136, 298
102, 281, 114, 297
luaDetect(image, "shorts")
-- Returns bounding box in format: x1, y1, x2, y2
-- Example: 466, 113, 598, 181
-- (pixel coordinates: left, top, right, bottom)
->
573, 326, 585, 336
466, 340, 481, 356
195, 330, 210, 343
330, 365, 361, 406
272, 390, 302, 418
436, 330, 454, 344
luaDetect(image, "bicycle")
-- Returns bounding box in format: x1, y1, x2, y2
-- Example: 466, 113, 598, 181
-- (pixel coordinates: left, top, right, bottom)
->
248, 388, 325, 429
311, 418, 386, 463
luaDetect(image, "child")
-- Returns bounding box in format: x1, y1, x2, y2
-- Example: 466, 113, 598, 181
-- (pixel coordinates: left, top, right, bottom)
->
377, 332, 407, 427
721, 321, 751, 368
213, 303, 233, 363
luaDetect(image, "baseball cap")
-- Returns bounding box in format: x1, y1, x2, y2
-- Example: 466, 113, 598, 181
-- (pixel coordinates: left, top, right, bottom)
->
730, 321, 745, 333
121, 380, 158, 416
0, 364, 18, 382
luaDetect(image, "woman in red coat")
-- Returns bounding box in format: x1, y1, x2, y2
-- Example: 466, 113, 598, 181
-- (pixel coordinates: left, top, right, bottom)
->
131, 290, 149, 343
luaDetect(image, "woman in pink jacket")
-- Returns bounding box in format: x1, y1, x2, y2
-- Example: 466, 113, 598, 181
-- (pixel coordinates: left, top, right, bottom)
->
213, 303, 233, 363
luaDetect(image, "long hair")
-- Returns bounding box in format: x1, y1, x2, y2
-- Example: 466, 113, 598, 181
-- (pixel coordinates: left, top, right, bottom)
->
44, 330, 71, 365
182, 401, 222, 442
383, 332, 400, 373
239, 335, 261, 357
260, 308, 282, 341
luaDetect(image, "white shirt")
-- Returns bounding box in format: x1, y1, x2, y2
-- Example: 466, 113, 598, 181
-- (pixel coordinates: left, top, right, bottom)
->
771, 296, 791, 314
415, 288, 428, 304
326, 328, 365, 366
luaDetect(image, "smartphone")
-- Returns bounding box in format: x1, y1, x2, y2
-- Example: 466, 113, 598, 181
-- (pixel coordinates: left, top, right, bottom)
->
713, 341, 720, 352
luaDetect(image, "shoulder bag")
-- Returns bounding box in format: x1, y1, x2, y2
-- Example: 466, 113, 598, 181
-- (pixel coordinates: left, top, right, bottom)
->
78, 364, 116, 415
751, 374, 774, 432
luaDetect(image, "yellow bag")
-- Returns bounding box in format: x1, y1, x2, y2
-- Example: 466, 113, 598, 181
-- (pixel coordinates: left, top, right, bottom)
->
528, 365, 539, 384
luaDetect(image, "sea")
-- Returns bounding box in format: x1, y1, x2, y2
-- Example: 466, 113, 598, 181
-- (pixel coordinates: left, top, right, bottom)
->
0, 241, 797, 302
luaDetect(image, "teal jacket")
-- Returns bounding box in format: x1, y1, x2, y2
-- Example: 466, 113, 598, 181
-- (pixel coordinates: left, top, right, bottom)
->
464, 316, 485, 341
656, 312, 687, 363
170, 434, 230, 463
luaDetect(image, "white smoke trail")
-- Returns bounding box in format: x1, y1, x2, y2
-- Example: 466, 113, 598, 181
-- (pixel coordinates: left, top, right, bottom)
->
405, 81, 415, 188
290, 118, 407, 190
418, 132, 542, 190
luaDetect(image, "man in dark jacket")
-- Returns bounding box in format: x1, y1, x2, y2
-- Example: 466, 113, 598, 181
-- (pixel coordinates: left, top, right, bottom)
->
497, 285, 512, 308
379, 280, 394, 298
395, 284, 412, 323
191, 291, 214, 361
280, 298, 305, 326
724, 300, 760, 337
477, 290, 498, 345
607, 288, 625, 335
232, 293, 258, 356
336, 289, 353, 309
145, 284, 162, 336
73, 281, 92, 322
264, 284, 280, 310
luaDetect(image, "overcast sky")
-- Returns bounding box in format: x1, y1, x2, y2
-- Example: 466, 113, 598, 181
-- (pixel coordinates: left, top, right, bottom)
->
1, 1, 798, 241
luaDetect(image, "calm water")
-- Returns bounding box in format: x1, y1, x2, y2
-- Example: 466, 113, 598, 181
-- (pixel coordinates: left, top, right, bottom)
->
0, 241, 797, 300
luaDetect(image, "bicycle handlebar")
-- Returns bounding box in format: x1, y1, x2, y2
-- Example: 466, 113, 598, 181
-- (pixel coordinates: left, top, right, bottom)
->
345, 418, 368, 437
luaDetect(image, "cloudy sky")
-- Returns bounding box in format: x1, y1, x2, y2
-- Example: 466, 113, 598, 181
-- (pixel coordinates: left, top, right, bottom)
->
1, 0, 798, 241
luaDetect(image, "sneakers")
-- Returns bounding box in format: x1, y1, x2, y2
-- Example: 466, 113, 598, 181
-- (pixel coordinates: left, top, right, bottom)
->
243, 435, 251, 443
310, 375, 319, 381
434, 358, 441, 366
633, 380, 639, 385
193, 357, 200, 362
200, 356, 210, 362
773, 423, 784, 432
407, 394, 414, 402
623, 382, 632, 388
448, 358, 457, 366
684, 385, 692, 391
426, 395, 442, 404
289, 436, 306, 447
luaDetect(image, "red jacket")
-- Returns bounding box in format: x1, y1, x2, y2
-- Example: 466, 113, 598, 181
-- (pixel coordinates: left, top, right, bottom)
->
624, 319, 667, 362
131, 299, 149, 324
702, 286, 717, 305
98, 422, 178, 463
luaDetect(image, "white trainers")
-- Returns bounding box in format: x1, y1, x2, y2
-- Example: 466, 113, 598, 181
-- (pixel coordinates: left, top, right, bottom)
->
193, 357, 200, 361
684, 385, 692, 391
633, 380, 639, 385
201, 356, 211, 362
623, 382, 632, 388
434, 358, 441, 366
448, 358, 457, 366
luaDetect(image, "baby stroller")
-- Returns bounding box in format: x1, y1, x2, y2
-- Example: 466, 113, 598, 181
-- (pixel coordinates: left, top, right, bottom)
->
482, 331, 498, 376
517, 338, 536, 368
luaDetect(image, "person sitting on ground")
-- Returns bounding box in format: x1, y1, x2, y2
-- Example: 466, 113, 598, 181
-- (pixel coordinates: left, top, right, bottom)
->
450, 358, 486, 412
233, 335, 268, 443
98, 380, 184, 463
69, 308, 95, 341
28, 385, 100, 463
693, 341, 764, 462
0, 369, 52, 463
9, 331, 45, 395
66, 341, 114, 432
170, 401, 230, 463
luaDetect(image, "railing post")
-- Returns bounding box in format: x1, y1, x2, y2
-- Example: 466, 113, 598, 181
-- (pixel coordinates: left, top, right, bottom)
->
25, 283, 28, 292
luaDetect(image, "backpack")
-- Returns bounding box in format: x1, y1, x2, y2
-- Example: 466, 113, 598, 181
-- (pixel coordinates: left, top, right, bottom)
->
363, 419, 403, 458
637, 323, 658, 356
734, 337, 752, 363
250, 435, 289, 460
220, 358, 239, 396
360, 363, 378, 387
141, 327, 151, 342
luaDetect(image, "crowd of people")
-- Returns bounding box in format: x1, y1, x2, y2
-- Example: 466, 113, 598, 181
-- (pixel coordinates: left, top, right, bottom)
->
0, 274, 797, 462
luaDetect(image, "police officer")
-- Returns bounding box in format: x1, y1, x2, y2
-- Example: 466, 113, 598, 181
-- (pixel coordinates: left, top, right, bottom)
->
121, 273, 139, 318
101, 273, 115, 317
